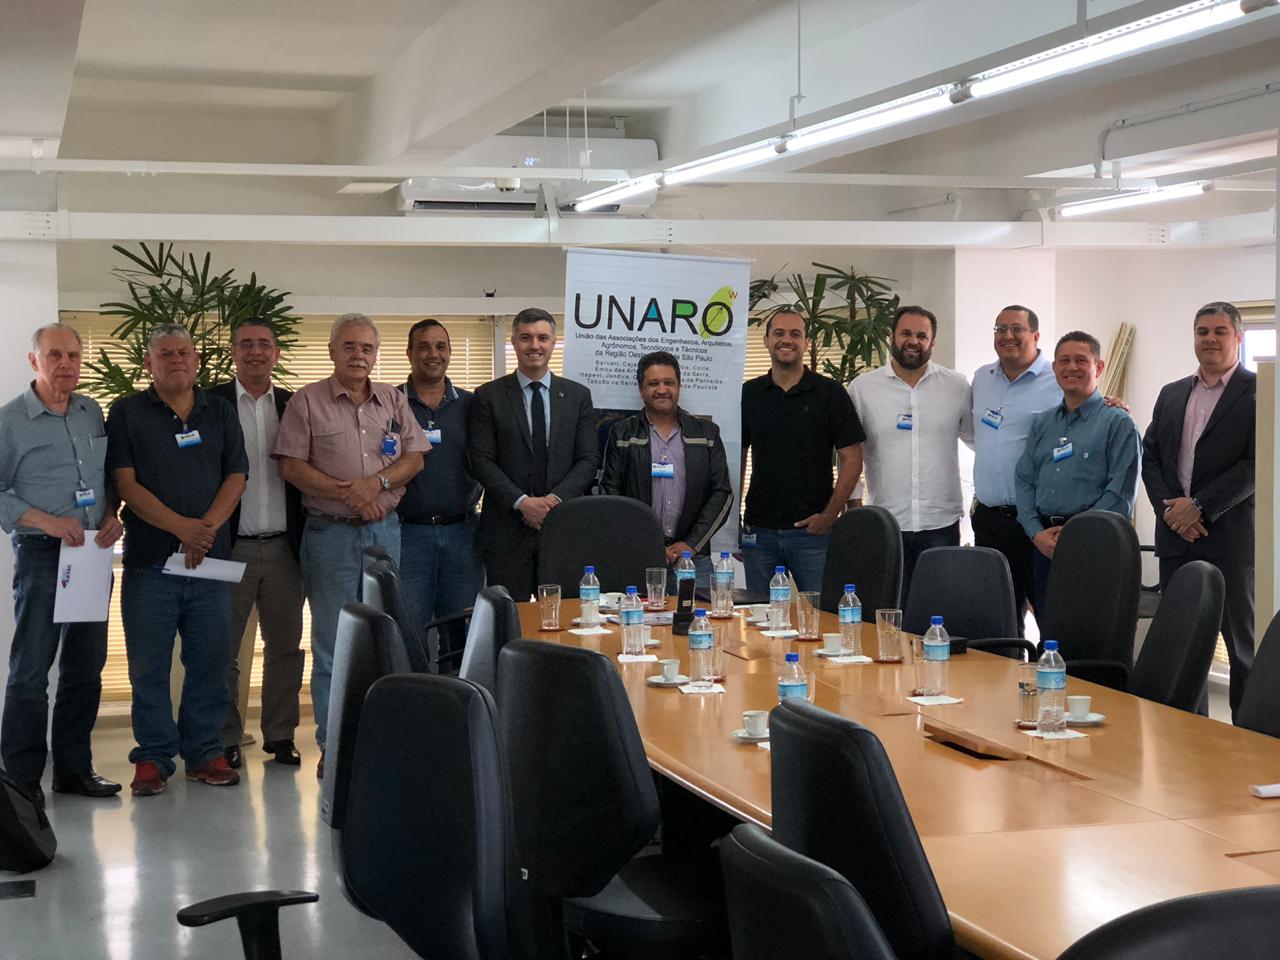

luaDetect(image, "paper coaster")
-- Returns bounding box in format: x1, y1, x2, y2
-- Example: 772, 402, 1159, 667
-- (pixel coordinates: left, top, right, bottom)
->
1249, 784, 1280, 799
617, 654, 659, 663
678, 683, 726, 695
757, 741, 772, 752
906, 695, 964, 706
1021, 728, 1088, 740
569, 626, 612, 636
826, 655, 873, 664
761, 629, 799, 638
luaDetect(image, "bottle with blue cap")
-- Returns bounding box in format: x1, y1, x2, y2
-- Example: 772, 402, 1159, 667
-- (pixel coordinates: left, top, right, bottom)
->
711, 551, 734, 618
675, 550, 696, 588
769, 565, 792, 630
620, 586, 645, 655
1036, 640, 1067, 735
838, 583, 862, 656
778, 651, 808, 702
917, 616, 950, 697
579, 565, 601, 627
689, 608, 715, 689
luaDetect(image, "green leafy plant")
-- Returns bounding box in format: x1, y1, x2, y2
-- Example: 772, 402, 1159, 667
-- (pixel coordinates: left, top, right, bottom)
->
81, 242, 300, 402
750, 263, 900, 384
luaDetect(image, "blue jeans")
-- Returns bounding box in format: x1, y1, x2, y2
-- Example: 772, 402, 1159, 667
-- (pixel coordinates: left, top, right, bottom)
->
120, 567, 231, 778
1, 535, 108, 783
398, 520, 482, 627
300, 514, 400, 750
742, 526, 830, 595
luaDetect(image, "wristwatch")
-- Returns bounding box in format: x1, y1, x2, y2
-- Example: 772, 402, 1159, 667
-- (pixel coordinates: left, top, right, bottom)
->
377, 473, 390, 491
1190, 496, 1203, 515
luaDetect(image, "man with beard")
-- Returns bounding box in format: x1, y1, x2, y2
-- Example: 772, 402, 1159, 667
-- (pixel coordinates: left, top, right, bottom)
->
849, 305, 973, 607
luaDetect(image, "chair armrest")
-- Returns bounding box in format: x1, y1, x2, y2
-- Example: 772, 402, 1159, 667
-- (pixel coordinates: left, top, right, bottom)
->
967, 637, 1038, 661
423, 607, 473, 674
1065, 659, 1130, 690
177, 890, 318, 927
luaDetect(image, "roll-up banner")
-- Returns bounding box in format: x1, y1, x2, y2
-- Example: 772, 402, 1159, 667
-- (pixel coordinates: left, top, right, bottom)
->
562, 247, 750, 554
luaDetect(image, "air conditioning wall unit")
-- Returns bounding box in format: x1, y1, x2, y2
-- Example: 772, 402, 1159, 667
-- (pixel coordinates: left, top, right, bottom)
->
397, 134, 659, 213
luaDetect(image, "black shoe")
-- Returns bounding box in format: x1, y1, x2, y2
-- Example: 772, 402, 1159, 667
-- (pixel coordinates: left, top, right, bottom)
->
51, 771, 122, 798
262, 739, 301, 766
18, 782, 44, 808
223, 744, 243, 769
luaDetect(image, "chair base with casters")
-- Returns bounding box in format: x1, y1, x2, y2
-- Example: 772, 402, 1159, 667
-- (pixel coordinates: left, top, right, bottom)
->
177, 890, 318, 960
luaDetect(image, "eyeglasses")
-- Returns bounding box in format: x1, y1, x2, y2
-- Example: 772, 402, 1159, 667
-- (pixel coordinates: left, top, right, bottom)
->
993, 325, 1032, 336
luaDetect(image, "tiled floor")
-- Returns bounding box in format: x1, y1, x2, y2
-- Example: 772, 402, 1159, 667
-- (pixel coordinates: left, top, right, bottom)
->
1, 723, 415, 960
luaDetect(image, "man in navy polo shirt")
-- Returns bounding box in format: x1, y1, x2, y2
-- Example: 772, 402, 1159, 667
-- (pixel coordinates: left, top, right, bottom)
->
107, 324, 248, 797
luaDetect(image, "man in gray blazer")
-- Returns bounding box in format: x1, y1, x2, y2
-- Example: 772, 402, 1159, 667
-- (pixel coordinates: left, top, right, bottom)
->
467, 308, 599, 599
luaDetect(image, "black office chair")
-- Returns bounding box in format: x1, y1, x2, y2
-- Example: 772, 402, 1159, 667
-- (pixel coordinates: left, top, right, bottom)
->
820, 506, 902, 617
1235, 608, 1280, 738
770, 698, 954, 960
458, 586, 521, 699
320, 604, 411, 832
497, 640, 726, 955
719, 823, 896, 960
901, 546, 1035, 660
1043, 511, 1141, 689
358, 545, 393, 601
361, 557, 431, 672
1056, 886, 1280, 960
537, 495, 667, 597
1126, 561, 1224, 713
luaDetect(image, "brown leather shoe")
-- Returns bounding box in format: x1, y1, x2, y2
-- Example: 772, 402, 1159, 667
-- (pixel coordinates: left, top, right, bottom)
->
316, 752, 325, 780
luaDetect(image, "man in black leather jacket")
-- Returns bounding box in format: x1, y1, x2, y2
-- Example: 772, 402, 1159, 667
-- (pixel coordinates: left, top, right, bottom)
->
601, 351, 733, 588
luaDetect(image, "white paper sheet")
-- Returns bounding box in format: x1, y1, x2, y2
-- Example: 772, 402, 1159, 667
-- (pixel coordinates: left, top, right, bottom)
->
52, 534, 114, 623
906, 695, 965, 706
160, 553, 246, 583
1021, 728, 1088, 740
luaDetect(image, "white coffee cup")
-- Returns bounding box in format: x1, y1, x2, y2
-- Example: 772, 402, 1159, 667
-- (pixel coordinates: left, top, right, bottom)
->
602, 591, 624, 608
659, 658, 681, 682
640, 624, 655, 646
742, 710, 769, 738
749, 604, 769, 621
1067, 695, 1092, 720
822, 633, 843, 654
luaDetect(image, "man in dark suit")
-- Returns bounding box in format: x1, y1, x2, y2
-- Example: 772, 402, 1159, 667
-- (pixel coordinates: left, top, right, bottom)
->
210, 320, 306, 767
468, 307, 599, 599
1142, 301, 1256, 718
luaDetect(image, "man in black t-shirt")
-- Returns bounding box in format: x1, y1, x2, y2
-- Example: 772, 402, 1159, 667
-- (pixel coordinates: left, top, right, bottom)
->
740, 308, 864, 594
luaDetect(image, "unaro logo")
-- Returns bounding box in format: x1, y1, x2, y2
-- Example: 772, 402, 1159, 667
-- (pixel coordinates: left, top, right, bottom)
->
571, 286, 737, 339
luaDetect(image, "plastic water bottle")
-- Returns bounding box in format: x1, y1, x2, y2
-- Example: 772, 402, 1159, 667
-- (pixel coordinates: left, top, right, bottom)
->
711, 551, 734, 618
918, 616, 951, 696
777, 651, 808, 701
689, 608, 715, 689
579, 565, 601, 627
1036, 640, 1067, 735
838, 583, 862, 656
769, 565, 791, 630
675, 551, 696, 590
620, 586, 645, 655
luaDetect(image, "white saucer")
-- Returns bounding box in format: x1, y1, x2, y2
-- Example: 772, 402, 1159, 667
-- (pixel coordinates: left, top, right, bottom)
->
731, 728, 770, 744
1066, 712, 1106, 727
817, 648, 857, 658
647, 674, 690, 687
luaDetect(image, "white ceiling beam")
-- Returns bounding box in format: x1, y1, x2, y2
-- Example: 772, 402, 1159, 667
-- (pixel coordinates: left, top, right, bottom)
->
0, 0, 86, 151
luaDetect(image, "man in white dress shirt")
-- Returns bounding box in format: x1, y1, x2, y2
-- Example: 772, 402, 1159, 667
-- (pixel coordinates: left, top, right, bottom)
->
848, 305, 973, 608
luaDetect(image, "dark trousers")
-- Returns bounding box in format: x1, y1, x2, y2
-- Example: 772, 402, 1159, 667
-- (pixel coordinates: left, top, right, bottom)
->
482, 527, 539, 602
1, 535, 108, 783
1031, 549, 1053, 631
1160, 551, 1255, 719
900, 522, 960, 613
972, 503, 1036, 636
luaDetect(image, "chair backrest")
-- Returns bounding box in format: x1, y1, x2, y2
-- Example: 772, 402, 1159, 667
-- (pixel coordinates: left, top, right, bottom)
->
770, 699, 953, 960
537, 495, 667, 597
337, 673, 524, 960
1042, 511, 1141, 665
361, 558, 430, 672
820, 506, 902, 616
321, 604, 411, 831
1235, 608, 1280, 737
359, 545, 393, 600
458, 586, 521, 699
719, 823, 896, 960
497, 640, 660, 898
901, 546, 1019, 640
1057, 886, 1280, 960
1127, 560, 1224, 712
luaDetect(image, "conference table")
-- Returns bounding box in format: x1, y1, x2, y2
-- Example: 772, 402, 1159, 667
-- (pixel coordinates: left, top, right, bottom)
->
516, 599, 1280, 960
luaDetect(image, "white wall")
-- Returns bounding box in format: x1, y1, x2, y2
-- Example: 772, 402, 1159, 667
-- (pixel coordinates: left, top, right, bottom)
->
0, 241, 60, 720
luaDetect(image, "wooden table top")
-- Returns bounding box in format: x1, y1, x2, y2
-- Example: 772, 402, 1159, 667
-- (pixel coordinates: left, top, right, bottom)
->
516, 601, 1280, 959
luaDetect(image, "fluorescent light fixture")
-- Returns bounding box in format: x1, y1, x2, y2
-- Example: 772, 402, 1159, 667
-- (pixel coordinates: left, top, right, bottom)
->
785, 88, 954, 155
1058, 181, 1209, 217
969, 0, 1243, 99
573, 174, 661, 212
663, 142, 784, 186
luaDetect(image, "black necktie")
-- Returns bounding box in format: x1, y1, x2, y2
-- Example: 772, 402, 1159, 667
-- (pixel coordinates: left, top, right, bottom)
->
529, 381, 548, 495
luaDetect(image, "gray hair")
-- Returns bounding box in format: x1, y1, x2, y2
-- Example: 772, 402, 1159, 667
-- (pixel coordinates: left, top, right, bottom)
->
147, 324, 194, 351
511, 307, 556, 334
330, 312, 380, 348
30, 322, 84, 352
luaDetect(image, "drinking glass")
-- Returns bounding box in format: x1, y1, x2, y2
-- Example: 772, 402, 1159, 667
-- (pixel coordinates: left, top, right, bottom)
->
1017, 662, 1039, 727
537, 584, 561, 631
875, 608, 903, 663
645, 567, 668, 611
796, 591, 821, 640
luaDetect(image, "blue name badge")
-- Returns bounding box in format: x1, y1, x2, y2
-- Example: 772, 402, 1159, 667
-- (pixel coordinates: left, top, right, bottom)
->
896, 413, 913, 431
381, 433, 399, 456
175, 429, 202, 448
741, 532, 757, 549
1052, 440, 1074, 462
651, 460, 675, 479
74, 488, 97, 508
425, 428, 442, 445
981, 408, 1003, 429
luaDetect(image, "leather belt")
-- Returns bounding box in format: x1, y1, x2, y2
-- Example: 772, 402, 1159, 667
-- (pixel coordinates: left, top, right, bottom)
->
975, 501, 1019, 518
306, 512, 367, 528
400, 513, 468, 526
1040, 514, 1074, 528
239, 532, 286, 540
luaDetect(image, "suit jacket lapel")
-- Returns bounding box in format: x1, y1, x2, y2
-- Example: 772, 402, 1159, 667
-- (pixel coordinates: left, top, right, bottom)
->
1198, 368, 1252, 445
505, 374, 535, 454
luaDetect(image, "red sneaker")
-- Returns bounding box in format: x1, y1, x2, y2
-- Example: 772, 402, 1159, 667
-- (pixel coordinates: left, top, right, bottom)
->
186, 755, 242, 787
130, 761, 167, 797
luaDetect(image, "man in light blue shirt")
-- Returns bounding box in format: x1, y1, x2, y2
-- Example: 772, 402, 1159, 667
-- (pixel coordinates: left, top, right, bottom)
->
970, 305, 1061, 633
